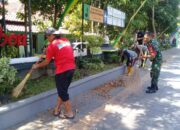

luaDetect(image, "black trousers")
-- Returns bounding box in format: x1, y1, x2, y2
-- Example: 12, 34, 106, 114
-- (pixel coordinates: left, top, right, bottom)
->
55, 69, 74, 102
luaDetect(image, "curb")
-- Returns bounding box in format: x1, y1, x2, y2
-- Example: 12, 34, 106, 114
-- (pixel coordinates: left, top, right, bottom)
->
0, 66, 125, 130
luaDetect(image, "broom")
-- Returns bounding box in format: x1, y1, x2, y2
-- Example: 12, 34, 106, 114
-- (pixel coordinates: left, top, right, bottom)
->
12, 54, 44, 98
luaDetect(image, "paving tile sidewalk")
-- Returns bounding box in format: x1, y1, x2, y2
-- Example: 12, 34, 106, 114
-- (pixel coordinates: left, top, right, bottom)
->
68, 48, 180, 130
8, 48, 180, 130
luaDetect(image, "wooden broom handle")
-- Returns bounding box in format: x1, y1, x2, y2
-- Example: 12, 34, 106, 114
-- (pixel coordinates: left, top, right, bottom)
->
28, 54, 45, 74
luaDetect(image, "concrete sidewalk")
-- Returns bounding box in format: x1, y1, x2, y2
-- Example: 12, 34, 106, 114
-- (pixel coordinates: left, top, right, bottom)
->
8, 48, 180, 130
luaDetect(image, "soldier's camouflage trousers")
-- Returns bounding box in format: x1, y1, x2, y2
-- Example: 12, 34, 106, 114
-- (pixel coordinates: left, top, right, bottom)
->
150, 58, 162, 88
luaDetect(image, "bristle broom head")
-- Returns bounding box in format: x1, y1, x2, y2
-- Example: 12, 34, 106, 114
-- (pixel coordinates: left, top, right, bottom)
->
12, 73, 31, 98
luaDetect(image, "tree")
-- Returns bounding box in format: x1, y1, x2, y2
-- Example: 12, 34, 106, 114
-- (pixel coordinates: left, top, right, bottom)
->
145, 0, 179, 35
19, 0, 67, 29
101, 0, 179, 41
99, 0, 149, 46
63, 3, 89, 38
18, 0, 179, 43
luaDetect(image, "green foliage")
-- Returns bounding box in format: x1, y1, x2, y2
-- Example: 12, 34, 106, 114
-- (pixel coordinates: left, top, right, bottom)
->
86, 56, 103, 63
160, 43, 172, 51
129, 12, 148, 31
0, 32, 19, 58
9, 62, 119, 102
63, 34, 80, 42
144, 0, 179, 33
64, 4, 89, 37
19, 76, 55, 98
118, 33, 134, 49
73, 69, 81, 80
17, 10, 52, 31
84, 62, 104, 70
0, 0, 8, 14
100, 0, 179, 46
90, 47, 102, 55
100, 0, 148, 37
108, 54, 120, 63
82, 35, 103, 55
1, 46, 18, 58
17, 0, 179, 48
82, 57, 104, 70
33, 19, 52, 32
0, 57, 17, 96
75, 56, 104, 70
84, 35, 104, 47
103, 52, 120, 64
75, 57, 88, 69
19, 0, 67, 29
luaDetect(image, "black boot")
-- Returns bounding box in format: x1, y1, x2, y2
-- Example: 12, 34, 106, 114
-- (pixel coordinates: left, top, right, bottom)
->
146, 84, 156, 93
146, 89, 156, 93
155, 84, 158, 91
147, 86, 158, 90
146, 88, 156, 93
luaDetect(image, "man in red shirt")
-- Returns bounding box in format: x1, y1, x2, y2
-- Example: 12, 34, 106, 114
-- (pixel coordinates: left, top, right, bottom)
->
33, 27, 76, 119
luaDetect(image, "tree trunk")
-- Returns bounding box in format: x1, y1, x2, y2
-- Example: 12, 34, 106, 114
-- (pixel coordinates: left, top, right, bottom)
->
24, 1, 28, 57
53, 0, 58, 28
28, 0, 33, 56
113, 0, 148, 47
152, 5, 157, 38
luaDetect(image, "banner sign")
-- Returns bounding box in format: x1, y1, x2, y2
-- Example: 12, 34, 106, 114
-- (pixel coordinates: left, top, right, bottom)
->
105, 6, 126, 27
84, 4, 90, 20
89, 6, 104, 23
0, 27, 27, 47
83, 4, 125, 27
83, 4, 104, 23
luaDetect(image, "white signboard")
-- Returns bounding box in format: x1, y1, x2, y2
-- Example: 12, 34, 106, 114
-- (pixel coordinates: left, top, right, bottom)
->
107, 16, 113, 25
107, 6, 113, 16
105, 6, 126, 27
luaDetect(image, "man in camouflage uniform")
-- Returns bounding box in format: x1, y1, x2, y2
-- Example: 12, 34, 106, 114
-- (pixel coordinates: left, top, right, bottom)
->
143, 32, 162, 93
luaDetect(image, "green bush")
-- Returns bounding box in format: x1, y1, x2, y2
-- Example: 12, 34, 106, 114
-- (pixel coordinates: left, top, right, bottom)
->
103, 52, 120, 63
75, 57, 89, 69
84, 62, 104, 70
90, 47, 102, 55
63, 34, 80, 43
160, 43, 171, 51
83, 57, 104, 70
87, 57, 102, 63
1, 46, 18, 58
0, 57, 17, 96
73, 69, 81, 80
109, 54, 120, 63
75, 56, 104, 70
84, 35, 104, 48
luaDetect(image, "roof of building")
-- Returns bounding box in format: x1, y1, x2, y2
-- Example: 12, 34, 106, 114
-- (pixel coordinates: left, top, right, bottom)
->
0, 0, 70, 34
0, 0, 39, 32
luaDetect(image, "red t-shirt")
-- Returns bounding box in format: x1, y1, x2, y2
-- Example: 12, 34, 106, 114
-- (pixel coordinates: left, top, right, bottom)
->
46, 38, 76, 74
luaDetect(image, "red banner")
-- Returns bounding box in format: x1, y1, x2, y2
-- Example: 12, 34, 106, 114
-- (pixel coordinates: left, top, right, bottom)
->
0, 27, 27, 47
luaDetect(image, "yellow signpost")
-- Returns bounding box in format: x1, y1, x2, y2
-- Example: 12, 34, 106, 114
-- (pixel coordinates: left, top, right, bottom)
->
89, 6, 104, 23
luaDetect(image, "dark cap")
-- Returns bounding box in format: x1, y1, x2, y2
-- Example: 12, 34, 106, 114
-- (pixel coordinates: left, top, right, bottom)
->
44, 27, 60, 36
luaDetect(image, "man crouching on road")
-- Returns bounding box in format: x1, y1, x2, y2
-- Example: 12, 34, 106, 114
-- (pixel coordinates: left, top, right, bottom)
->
142, 32, 162, 93
32, 27, 76, 119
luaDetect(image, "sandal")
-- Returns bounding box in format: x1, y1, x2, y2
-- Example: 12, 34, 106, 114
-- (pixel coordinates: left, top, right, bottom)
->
53, 109, 61, 116
59, 113, 75, 119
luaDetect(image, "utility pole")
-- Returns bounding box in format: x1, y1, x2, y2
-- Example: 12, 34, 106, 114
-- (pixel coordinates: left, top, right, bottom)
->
82, 0, 84, 43
28, 0, 33, 56
24, 1, 28, 57
2, 0, 6, 32
1, 0, 7, 56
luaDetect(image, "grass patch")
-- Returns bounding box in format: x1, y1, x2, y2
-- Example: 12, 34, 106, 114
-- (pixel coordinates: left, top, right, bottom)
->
12, 63, 119, 101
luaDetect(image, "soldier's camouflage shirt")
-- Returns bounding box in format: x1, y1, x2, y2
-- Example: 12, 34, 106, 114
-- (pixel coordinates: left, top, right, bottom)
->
147, 39, 162, 61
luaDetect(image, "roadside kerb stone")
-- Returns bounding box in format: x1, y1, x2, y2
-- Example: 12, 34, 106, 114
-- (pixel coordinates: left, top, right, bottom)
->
0, 66, 125, 130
